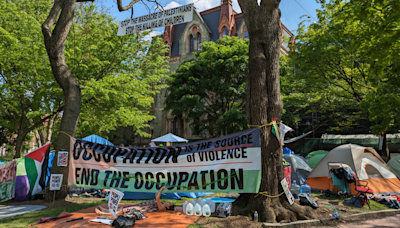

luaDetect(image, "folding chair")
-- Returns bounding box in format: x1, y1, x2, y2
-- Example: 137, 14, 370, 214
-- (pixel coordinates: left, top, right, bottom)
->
351, 174, 373, 209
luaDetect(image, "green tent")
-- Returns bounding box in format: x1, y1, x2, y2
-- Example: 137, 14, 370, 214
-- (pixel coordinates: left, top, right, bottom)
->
306, 150, 329, 168
388, 155, 400, 180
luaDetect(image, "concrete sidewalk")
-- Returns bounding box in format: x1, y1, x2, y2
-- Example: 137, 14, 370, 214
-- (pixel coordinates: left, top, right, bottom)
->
319, 214, 400, 227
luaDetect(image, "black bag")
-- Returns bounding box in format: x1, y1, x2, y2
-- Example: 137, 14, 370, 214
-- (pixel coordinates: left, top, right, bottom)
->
112, 216, 136, 228
331, 168, 345, 179
299, 193, 319, 209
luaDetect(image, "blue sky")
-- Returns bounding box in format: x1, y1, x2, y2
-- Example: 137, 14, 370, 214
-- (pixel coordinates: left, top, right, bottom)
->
99, 0, 321, 37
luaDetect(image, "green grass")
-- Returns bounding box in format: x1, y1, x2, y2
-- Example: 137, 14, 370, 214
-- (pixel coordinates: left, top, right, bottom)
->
0, 201, 105, 228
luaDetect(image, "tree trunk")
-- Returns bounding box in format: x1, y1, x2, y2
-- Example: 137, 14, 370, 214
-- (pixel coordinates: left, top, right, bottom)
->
42, 0, 81, 200
232, 0, 315, 222
14, 129, 27, 158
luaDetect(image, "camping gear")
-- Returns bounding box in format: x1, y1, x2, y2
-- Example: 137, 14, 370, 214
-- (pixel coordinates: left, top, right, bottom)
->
327, 163, 352, 194
0, 205, 48, 220
387, 155, 400, 179
112, 215, 136, 228
32, 214, 73, 225
307, 144, 400, 194
82, 135, 114, 146
14, 143, 52, 201
216, 202, 231, 218
151, 133, 188, 143
298, 193, 319, 209
283, 154, 312, 185
306, 150, 329, 168
202, 197, 236, 203
178, 192, 213, 198
282, 147, 294, 155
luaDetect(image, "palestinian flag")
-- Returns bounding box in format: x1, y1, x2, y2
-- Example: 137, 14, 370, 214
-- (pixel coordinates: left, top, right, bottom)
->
15, 143, 51, 201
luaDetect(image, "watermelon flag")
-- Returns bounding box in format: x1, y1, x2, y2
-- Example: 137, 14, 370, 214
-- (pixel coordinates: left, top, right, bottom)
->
14, 143, 51, 201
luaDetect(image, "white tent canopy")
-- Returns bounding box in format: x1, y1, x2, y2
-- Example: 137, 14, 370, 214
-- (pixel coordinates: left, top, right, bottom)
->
151, 133, 188, 143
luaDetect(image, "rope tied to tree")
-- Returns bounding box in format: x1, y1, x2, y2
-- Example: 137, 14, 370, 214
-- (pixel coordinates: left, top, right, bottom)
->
59, 131, 73, 138
254, 191, 285, 198
247, 123, 273, 128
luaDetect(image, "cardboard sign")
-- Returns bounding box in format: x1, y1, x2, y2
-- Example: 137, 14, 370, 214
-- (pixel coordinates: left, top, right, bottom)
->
108, 188, 124, 218
281, 178, 294, 205
57, 151, 68, 167
50, 174, 63, 190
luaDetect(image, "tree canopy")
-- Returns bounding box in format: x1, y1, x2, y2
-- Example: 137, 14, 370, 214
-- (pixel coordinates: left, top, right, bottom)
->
0, 1, 169, 156
165, 37, 248, 137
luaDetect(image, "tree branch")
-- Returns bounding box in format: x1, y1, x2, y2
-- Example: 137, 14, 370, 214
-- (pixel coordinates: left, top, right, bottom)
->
117, 0, 141, 12
42, 0, 63, 41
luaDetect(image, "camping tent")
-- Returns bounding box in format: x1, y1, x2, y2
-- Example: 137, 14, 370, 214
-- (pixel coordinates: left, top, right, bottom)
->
283, 154, 312, 185
151, 133, 188, 143
82, 135, 113, 146
388, 155, 400, 180
306, 150, 329, 168
307, 144, 400, 194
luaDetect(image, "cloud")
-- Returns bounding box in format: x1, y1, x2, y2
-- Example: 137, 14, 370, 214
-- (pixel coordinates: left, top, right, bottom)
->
164, 1, 182, 10
143, 30, 163, 41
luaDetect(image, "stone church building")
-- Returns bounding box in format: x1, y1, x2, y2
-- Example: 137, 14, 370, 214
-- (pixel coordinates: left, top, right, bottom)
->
116, 0, 295, 146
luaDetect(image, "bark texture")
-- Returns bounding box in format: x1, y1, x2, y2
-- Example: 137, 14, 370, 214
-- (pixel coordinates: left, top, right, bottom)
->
42, 0, 81, 200
232, 0, 316, 222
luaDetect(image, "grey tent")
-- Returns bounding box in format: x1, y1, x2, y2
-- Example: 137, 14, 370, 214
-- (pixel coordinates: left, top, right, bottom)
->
283, 154, 312, 185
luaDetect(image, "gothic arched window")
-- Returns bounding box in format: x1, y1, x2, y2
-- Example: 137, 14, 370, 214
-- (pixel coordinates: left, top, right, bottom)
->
223, 27, 229, 37
190, 35, 194, 52
197, 33, 202, 50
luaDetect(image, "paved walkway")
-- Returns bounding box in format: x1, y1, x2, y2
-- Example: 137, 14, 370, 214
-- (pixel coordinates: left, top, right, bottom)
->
320, 214, 400, 228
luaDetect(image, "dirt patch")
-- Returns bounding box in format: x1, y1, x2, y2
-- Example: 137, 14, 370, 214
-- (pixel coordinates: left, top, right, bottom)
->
194, 215, 262, 228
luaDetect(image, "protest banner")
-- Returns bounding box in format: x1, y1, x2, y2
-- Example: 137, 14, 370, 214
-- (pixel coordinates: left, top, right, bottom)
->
108, 188, 124, 218
0, 160, 16, 202
50, 174, 63, 191
117, 4, 193, 36
68, 128, 262, 193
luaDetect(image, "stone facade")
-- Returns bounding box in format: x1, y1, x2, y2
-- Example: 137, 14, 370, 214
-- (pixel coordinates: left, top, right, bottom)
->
128, 0, 295, 146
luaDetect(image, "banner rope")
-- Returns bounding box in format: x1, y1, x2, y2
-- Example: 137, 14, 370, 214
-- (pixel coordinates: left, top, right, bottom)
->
247, 123, 273, 128
59, 131, 73, 138
254, 191, 285, 198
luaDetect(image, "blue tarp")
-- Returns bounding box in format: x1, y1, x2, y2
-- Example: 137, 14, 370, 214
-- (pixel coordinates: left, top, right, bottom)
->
0, 160, 4, 165
202, 197, 236, 203
82, 135, 114, 146
106, 191, 181, 201
283, 147, 295, 154
45, 151, 55, 187
178, 192, 213, 198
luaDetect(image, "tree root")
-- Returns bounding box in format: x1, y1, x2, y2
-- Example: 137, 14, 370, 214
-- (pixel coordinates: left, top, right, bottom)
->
232, 194, 316, 223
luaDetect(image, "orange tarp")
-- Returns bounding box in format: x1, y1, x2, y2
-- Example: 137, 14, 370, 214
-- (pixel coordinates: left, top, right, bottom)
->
30, 204, 199, 228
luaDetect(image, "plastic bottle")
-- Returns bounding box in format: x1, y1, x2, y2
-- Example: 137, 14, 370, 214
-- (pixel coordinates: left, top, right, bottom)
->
207, 199, 216, 213
182, 200, 189, 214
203, 204, 211, 216
291, 180, 300, 196
194, 203, 202, 216
300, 183, 311, 198
186, 203, 194, 216
254, 211, 258, 222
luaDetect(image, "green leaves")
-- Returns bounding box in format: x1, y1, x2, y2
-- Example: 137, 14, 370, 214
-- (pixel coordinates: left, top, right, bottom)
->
165, 37, 249, 136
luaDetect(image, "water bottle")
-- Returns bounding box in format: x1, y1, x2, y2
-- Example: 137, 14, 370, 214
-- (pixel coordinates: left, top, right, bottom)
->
254, 211, 258, 222
186, 203, 194, 216
194, 203, 202, 216
300, 183, 311, 198
206, 199, 216, 213
291, 180, 300, 196
203, 204, 211, 216
182, 200, 189, 214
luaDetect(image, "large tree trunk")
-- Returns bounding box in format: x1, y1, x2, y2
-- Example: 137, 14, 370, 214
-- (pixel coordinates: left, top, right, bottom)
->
232, 0, 315, 223
42, 0, 81, 200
